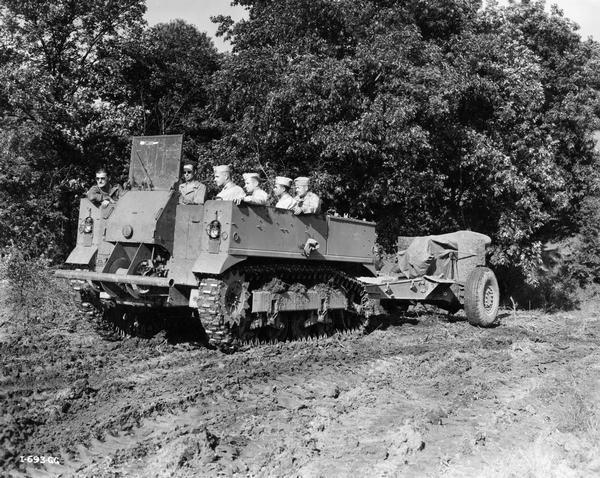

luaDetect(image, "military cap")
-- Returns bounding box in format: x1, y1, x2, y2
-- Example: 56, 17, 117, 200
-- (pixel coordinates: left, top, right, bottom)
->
243, 172, 260, 181
182, 160, 197, 170
275, 176, 293, 187
294, 176, 310, 186
213, 164, 231, 174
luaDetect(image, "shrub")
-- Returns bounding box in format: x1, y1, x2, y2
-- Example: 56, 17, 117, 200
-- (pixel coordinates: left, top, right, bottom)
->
0, 245, 77, 322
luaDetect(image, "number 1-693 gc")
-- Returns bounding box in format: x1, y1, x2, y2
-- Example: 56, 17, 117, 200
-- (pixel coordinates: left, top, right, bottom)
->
20, 455, 61, 465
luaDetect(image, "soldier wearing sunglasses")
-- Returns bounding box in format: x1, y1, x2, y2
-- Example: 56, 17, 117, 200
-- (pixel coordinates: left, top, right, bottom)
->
86, 168, 123, 208
178, 160, 206, 205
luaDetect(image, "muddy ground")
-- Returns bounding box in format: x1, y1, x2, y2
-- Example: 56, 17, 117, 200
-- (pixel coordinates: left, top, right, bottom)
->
2, 281, 600, 478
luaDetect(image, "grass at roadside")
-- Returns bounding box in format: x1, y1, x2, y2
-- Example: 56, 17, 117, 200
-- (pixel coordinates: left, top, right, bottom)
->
0, 248, 79, 326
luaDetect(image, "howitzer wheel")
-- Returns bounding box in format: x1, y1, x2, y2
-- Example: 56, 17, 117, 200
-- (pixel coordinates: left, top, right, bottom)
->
464, 267, 499, 327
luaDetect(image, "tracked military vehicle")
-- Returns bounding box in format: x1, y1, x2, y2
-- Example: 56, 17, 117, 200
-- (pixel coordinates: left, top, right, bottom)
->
56, 135, 500, 350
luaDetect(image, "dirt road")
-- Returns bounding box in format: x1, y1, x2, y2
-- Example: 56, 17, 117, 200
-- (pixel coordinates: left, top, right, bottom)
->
2, 286, 600, 477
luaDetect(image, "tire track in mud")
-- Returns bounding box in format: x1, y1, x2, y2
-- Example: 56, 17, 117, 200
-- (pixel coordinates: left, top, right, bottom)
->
10, 311, 600, 477
16, 315, 484, 476
14, 317, 446, 477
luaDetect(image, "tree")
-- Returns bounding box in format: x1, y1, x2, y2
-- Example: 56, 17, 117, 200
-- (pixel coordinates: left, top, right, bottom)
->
0, 0, 146, 258
118, 20, 221, 145
210, 0, 600, 289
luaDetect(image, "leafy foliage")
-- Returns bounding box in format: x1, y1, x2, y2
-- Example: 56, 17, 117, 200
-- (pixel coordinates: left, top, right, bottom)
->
210, 0, 600, 288
117, 20, 221, 151
0, 0, 147, 257
1, 0, 600, 309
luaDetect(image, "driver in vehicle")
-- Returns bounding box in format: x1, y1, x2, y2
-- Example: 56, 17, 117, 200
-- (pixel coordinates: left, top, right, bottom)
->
86, 168, 123, 208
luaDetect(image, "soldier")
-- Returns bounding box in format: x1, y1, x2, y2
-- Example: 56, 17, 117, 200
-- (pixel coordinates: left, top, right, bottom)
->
235, 172, 269, 205
178, 160, 206, 205
214, 165, 245, 201
292, 176, 321, 215
273, 176, 296, 210
86, 168, 122, 208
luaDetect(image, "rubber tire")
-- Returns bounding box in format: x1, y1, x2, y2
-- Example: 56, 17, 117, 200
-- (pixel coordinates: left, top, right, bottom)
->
464, 267, 499, 327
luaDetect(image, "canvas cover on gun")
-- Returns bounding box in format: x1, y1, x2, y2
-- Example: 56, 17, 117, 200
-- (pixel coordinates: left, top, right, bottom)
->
394, 231, 490, 280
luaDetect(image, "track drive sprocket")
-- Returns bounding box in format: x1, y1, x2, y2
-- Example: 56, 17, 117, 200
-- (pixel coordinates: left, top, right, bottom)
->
196, 270, 250, 351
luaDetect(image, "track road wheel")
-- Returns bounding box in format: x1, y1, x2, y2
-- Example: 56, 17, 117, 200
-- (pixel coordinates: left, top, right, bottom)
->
464, 267, 499, 327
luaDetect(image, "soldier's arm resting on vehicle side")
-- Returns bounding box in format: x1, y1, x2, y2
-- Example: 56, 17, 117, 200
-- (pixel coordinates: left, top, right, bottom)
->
302, 194, 321, 214
276, 194, 296, 210
256, 190, 269, 205
86, 186, 103, 207
301, 204, 317, 214
294, 197, 319, 215
242, 191, 267, 206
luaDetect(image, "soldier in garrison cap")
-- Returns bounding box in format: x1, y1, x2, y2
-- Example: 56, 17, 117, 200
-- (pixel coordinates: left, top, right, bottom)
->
273, 176, 296, 210
214, 164, 245, 201
235, 172, 269, 205
178, 160, 206, 205
292, 176, 321, 215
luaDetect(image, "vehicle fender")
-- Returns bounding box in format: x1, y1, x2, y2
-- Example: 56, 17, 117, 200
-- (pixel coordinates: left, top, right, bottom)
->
65, 246, 98, 266
192, 253, 246, 275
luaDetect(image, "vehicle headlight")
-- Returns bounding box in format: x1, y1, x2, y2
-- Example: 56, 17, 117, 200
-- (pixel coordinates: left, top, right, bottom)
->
83, 216, 94, 234
207, 220, 221, 239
